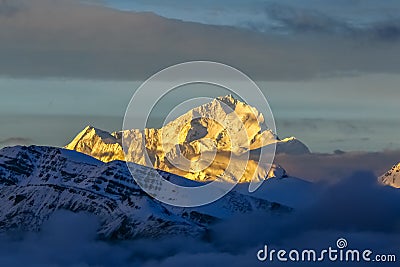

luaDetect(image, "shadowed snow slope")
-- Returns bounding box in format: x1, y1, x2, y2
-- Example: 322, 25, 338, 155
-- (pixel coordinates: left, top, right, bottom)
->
235, 177, 318, 208
0, 145, 291, 239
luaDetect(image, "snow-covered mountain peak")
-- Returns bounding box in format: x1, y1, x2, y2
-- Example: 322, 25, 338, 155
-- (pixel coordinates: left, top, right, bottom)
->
214, 94, 244, 112
66, 125, 123, 162
65, 96, 310, 183
216, 94, 237, 104
79, 125, 117, 143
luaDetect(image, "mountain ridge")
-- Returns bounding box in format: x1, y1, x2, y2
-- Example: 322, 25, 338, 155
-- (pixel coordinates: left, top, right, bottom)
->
66, 95, 310, 183
0, 145, 291, 239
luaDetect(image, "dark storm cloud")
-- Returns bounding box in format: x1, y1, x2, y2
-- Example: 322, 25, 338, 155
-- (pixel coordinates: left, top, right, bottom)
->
0, 0, 400, 81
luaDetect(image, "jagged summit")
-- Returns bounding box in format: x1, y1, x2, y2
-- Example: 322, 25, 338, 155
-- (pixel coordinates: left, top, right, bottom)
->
215, 94, 240, 110
74, 125, 117, 144
380, 163, 400, 188
66, 96, 310, 183
216, 94, 236, 102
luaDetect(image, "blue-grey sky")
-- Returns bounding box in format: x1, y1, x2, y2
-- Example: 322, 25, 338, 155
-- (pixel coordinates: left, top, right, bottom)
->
0, 0, 400, 152
1, 74, 400, 152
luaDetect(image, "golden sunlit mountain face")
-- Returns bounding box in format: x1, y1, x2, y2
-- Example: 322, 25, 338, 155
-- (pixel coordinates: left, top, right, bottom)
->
66, 96, 297, 183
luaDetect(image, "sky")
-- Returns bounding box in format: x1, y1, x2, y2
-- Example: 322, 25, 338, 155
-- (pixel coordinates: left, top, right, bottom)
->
0, 0, 400, 152
1, 3, 400, 265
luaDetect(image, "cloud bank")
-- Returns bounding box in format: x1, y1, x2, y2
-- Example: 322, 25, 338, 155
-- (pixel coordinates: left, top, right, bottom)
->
0, 171, 399, 266
275, 149, 400, 183
0, 0, 399, 80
